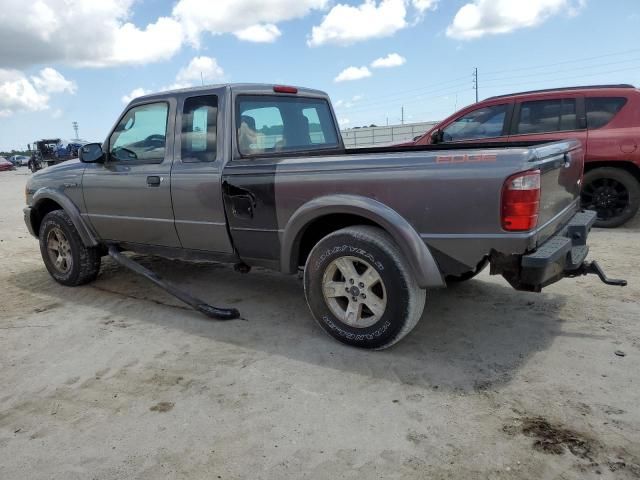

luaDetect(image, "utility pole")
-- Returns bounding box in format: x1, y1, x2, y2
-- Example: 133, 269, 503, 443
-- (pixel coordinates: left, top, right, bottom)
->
72, 121, 79, 140
200, 72, 204, 86
401, 106, 404, 125
473, 67, 478, 103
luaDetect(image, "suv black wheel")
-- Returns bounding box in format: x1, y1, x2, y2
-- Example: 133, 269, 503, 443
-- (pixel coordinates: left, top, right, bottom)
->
581, 167, 640, 228
39, 210, 101, 286
304, 225, 426, 349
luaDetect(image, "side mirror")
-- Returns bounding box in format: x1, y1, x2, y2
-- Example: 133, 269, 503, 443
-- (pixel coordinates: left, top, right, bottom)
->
79, 143, 105, 163
430, 129, 443, 144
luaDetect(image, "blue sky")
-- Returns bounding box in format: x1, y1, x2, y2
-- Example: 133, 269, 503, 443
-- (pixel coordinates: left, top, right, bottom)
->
1, 0, 639, 151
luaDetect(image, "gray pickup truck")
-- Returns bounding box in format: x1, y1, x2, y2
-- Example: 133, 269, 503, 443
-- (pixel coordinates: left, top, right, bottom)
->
23, 83, 625, 349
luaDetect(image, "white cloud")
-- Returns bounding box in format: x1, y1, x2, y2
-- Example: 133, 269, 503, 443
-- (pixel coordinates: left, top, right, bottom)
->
371, 53, 406, 68
338, 118, 350, 126
411, 0, 438, 12
0, 0, 183, 69
121, 87, 152, 104
446, 0, 585, 40
176, 56, 225, 85
0, 0, 334, 70
335, 95, 365, 108
309, 0, 408, 46
31, 67, 77, 94
173, 0, 328, 46
0, 67, 75, 116
334, 66, 372, 82
234, 24, 282, 43
51, 108, 63, 119
121, 56, 225, 103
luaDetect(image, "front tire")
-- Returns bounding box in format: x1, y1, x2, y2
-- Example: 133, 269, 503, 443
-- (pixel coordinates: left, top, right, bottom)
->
581, 167, 640, 228
39, 210, 101, 286
304, 225, 426, 349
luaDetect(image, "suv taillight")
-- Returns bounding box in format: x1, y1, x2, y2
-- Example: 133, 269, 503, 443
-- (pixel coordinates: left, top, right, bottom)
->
502, 170, 541, 231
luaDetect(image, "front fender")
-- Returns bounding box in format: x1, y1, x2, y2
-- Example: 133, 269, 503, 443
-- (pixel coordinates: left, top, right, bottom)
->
31, 188, 99, 247
281, 194, 445, 288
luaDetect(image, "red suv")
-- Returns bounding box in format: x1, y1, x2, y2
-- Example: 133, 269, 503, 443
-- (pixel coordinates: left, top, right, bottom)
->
416, 85, 640, 227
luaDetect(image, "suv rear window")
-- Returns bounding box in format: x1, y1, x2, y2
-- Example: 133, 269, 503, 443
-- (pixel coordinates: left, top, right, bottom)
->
236, 96, 339, 156
515, 98, 577, 134
586, 97, 627, 129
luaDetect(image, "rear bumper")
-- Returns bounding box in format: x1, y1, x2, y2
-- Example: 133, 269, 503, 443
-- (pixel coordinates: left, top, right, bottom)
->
519, 210, 596, 290
491, 210, 598, 292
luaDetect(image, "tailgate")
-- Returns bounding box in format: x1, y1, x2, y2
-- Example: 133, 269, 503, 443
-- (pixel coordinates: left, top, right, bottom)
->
529, 140, 584, 245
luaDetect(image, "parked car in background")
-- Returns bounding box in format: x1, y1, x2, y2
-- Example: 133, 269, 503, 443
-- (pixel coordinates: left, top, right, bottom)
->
28, 139, 85, 172
8, 155, 29, 166
0, 156, 16, 171
415, 85, 640, 227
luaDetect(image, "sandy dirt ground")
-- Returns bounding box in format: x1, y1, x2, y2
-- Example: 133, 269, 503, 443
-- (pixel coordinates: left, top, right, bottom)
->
1, 168, 639, 479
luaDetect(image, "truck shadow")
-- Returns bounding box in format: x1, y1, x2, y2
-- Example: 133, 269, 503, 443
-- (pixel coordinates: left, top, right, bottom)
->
8, 255, 580, 393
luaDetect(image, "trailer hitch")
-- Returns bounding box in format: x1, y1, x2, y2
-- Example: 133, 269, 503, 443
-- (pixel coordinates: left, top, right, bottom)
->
569, 261, 627, 287
107, 246, 240, 320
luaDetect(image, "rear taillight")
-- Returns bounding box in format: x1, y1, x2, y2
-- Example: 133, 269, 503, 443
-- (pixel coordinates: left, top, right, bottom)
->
501, 170, 541, 231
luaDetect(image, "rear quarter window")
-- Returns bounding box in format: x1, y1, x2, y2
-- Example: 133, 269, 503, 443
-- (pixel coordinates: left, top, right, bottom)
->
515, 98, 577, 134
586, 97, 627, 129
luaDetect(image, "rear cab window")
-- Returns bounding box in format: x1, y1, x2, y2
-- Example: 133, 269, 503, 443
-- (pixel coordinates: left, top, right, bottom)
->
585, 97, 627, 129
181, 95, 218, 163
236, 96, 339, 157
441, 103, 509, 142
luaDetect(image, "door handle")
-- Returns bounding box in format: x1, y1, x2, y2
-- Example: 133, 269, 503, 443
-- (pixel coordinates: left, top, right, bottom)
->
147, 176, 161, 186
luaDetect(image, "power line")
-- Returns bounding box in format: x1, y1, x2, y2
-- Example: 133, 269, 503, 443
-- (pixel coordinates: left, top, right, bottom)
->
482, 64, 640, 90
481, 47, 640, 76
340, 81, 470, 115
482, 56, 640, 82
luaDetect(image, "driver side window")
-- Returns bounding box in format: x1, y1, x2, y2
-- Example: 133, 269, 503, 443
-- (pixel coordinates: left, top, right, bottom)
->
109, 102, 168, 162
442, 104, 508, 142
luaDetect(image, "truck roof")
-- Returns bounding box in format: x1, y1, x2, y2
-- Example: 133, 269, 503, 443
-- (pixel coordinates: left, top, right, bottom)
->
133, 83, 329, 103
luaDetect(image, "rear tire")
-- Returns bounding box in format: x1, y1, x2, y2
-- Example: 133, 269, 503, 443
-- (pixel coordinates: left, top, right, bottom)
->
39, 210, 101, 286
581, 167, 640, 228
304, 225, 426, 350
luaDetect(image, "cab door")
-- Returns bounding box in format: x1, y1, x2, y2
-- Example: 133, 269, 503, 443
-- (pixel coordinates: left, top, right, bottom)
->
170, 91, 234, 253
82, 99, 181, 247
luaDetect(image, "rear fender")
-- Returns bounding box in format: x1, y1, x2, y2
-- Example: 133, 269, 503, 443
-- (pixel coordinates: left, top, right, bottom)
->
281, 194, 445, 288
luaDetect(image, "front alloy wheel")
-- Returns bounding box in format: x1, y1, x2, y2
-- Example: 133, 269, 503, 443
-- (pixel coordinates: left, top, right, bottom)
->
46, 227, 73, 275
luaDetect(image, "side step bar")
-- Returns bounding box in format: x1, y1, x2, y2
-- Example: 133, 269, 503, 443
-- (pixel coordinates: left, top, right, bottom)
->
108, 246, 240, 320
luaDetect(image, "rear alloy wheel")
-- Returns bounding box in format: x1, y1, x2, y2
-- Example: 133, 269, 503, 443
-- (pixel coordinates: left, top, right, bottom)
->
304, 225, 426, 349
321, 256, 388, 329
581, 167, 640, 228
